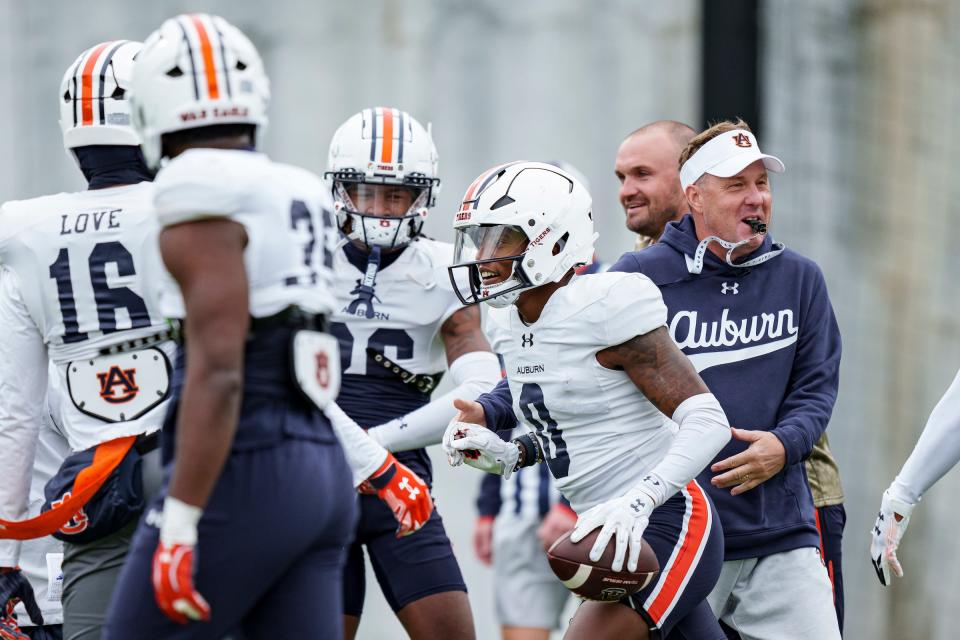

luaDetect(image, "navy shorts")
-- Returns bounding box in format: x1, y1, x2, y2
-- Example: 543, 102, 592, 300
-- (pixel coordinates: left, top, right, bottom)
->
343, 450, 466, 616
620, 481, 725, 640
103, 435, 357, 640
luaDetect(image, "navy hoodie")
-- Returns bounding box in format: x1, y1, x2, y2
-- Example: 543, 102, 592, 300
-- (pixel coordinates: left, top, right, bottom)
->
610, 214, 841, 560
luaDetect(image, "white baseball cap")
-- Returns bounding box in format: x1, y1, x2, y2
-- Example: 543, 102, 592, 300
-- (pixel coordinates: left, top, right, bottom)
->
679, 129, 785, 190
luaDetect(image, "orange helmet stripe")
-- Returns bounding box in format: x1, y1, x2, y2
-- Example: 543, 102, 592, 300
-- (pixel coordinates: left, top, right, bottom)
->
80, 42, 112, 126
380, 107, 394, 164
190, 14, 220, 99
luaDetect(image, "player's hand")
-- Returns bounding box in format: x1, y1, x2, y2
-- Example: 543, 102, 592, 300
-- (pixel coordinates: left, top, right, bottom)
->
710, 427, 786, 495
448, 424, 519, 479
538, 503, 578, 551
569, 486, 655, 573
870, 489, 915, 586
473, 516, 494, 565
152, 497, 209, 624
0, 567, 43, 639
359, 452, 433, 538
443, 399, 487, 466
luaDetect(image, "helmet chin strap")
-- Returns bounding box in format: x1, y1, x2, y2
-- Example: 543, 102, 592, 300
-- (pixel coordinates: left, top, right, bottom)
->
346, 245, 382, 318
689, 230, 785, 275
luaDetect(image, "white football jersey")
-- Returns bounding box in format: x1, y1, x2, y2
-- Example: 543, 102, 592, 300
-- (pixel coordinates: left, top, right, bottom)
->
487, 271, 675, 513
330, 238, 462, 377
153, 148, 337, 319
0, 182, 166, 362
0, 184, 174, 453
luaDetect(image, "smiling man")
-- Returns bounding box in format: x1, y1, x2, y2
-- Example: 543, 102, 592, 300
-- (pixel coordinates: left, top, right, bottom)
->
611, 120, 843, 640
614, 121, 695, 247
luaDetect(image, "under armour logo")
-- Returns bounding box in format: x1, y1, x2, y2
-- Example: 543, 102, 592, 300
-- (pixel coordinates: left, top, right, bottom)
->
630, 498, 646, 513
521, 333, 534, 348
398, 477, 420, 501
721, 282, 739, 295
732, 132, 752, 148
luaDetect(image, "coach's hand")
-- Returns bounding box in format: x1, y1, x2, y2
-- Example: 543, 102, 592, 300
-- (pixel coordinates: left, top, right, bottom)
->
152, 497, 210, 624
473, 516, 494, 565
359, 452, 433, 538
538, 503, 578, 551
870, 489, 915, 586
710, 427, 786, 496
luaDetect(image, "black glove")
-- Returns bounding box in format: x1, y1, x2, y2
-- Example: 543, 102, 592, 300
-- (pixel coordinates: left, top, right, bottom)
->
0, 567, 43, 640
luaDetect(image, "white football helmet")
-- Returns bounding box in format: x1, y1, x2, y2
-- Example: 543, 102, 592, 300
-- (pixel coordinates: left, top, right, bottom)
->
326, 107, 440, 249
60, 40, 142, 151
448, 161, 597, 308
130, 13, 270, 169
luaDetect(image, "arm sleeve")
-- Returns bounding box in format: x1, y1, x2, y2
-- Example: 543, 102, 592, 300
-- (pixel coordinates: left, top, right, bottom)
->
476, 473, 502, 517
0, 269, 47, 565
772, 268, 842, 465
636, 393, 731, 506
368, 351, 501, 452
888, 368, 960, 504
476, 378, 518, 432
324, 402, 388, 487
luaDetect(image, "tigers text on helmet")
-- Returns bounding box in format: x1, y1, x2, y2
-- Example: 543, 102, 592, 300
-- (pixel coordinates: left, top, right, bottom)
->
326, 107, 440, 249
130, 13, 270, 169
60, 40, 142, 152
448, 161, 597, 308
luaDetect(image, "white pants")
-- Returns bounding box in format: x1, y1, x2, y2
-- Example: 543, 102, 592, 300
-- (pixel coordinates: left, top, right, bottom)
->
707, 547, 841, 640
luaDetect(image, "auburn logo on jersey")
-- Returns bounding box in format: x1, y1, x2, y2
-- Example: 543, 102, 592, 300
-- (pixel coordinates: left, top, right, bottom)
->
50, 491, 89, 535
96, 366, 139, 404
732, 132, 752, 148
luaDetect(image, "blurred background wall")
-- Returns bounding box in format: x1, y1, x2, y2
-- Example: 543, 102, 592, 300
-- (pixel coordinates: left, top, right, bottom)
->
2, 0, 958, 638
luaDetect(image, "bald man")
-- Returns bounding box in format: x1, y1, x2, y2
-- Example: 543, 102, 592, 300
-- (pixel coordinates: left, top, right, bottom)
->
614, 120, 695, 248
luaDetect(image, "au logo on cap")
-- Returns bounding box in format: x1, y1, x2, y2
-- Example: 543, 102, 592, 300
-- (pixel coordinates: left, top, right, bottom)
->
732, 133, 752, 148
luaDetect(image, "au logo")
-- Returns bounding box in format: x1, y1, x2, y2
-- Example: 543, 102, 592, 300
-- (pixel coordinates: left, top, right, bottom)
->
732, 133, 752, 148
96, 366, 139, 404
50, 491, 88, 535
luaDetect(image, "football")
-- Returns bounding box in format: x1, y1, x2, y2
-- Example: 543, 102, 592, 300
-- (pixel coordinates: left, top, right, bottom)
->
547, 529, 660, 602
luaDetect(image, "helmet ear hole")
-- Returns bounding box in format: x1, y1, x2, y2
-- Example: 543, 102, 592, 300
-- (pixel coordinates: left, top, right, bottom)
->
552, 232, 569, 257
166, 66, 184, 78
111, 86, 126, 99
62, 90, 71, 103
236, 60, 247, 71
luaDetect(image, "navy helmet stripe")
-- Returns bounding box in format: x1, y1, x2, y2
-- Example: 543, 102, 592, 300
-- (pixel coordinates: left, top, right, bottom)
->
213, 21, 232, 99
68, 56, 83, 127
96, 41, 127, 125
368, 107, 378, 162
175, 17, 201, 100
397, 109, 404, 164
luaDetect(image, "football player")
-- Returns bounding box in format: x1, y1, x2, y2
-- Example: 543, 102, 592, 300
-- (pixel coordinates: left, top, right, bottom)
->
444, 161, 732, 640
101, 15, 430, 640
0, 40, 172, 640
325, 108, 500, 639
871, 367, 960, 586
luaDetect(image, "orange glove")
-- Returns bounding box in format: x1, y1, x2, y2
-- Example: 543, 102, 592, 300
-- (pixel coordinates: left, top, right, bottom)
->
359, 453, 433, 537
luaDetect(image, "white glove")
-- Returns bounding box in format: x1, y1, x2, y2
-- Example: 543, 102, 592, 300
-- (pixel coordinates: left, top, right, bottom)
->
446, 423, 519, 480
442, 419, 468, 467
569, 484, 657, 572
870, 489, 916, 586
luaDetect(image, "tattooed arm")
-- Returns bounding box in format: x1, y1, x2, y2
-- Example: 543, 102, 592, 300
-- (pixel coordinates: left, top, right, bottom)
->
596, 327, 731, 505
366, 305, 500, 452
